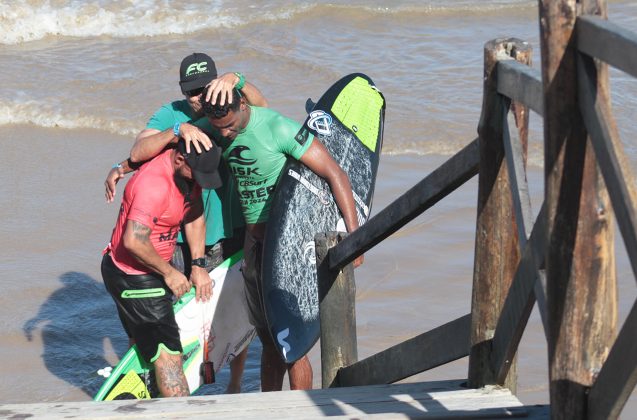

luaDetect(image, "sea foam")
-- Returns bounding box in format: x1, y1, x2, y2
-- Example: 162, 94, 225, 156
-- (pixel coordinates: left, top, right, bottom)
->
0, 0, 234, 44
0, 0, 538, 45
0, 99, 139, 136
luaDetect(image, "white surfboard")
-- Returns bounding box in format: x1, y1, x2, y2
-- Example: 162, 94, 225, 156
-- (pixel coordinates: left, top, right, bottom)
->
176, 252, 256, 390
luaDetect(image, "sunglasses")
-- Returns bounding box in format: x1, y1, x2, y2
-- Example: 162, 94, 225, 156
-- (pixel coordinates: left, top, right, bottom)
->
185, 87, 204, 97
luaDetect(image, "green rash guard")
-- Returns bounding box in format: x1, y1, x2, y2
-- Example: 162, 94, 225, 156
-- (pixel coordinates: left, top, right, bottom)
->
215, 106, 314, 224
146, 100, 244, 245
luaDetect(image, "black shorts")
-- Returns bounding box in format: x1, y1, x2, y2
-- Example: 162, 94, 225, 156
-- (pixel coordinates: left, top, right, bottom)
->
241, 234, 267, 330
101, 254, 182, 363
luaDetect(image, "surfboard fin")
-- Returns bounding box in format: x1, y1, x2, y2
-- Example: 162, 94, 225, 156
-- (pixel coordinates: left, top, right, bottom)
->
305, 98, 316, 113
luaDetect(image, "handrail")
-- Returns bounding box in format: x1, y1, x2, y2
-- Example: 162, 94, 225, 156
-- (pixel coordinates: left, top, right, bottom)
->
497, 60, 544, 116
327, 138, 479, 271
337, 315, 471, 387
501, 109, 548, 329
577, 15, 637, 79
577, 53, 637, 282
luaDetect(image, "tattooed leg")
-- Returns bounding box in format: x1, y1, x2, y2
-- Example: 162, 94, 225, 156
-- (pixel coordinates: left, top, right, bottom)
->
154, 348, 189, 397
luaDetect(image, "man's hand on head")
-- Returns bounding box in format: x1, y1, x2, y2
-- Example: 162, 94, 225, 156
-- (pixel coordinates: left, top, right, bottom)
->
179, 123, 213, 154
205, 72, 238, 107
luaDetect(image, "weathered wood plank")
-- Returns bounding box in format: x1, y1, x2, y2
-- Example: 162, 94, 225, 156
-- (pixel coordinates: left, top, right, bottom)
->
0, 380, 546, 419
497, 60, 544, 116
469, 38, 529, 392
540, 1, 617, 417
328, 138, 479, 271
577, 53, 637, 282
337, 315, 471, 387
490, 204, 547, 384
503, 110, 534, 249
588, 301, 637, 420
316, 231, 358, 388
577, 15, 637, 79
502, 110, 549, 330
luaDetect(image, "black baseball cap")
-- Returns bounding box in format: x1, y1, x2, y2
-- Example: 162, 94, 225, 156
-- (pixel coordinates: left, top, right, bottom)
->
179, 53, 217, 95
176, 140, 222, 189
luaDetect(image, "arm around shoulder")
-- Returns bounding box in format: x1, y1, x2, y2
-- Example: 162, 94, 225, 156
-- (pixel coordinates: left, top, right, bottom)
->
241, 81, 268, 108
130, 128, 171, 163
130, 102, 187, 163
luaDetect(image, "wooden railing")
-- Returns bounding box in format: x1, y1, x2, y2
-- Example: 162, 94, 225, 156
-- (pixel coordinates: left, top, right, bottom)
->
315, 140, 479, 387
315, 2, 637, 419
575, 15, 637, 420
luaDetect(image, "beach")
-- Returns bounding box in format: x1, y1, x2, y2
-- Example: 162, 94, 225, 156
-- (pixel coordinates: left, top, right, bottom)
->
1, 0, 636, 412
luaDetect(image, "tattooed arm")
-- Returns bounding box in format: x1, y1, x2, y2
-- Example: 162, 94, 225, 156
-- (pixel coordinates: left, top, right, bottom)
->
122, 219, 190, 298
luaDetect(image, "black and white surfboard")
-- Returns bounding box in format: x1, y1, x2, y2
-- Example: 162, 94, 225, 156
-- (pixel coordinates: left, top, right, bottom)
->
261, 73, 385, 362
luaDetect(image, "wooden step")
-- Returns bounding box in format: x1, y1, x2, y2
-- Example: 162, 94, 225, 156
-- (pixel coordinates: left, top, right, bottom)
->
0, 379, 549, 419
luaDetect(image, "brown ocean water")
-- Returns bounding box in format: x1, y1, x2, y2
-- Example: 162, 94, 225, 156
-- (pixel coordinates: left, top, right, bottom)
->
1, 0, 636, 414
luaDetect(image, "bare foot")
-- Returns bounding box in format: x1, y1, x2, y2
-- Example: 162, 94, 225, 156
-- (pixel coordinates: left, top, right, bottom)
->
225, 383, 241, 394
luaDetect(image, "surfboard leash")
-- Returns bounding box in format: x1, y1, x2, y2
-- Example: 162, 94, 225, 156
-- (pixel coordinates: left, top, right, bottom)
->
200, 301, 215, 384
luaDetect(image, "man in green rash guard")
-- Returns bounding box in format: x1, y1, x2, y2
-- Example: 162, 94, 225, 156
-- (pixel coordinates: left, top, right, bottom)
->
103, 53, 268, 394
200, 87, 363, 392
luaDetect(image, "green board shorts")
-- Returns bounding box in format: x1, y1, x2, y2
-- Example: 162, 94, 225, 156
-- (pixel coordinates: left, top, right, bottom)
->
101, 254, 182, 363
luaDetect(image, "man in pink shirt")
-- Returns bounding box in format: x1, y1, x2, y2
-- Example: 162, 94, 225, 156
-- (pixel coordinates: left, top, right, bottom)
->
101, 140, 221, 397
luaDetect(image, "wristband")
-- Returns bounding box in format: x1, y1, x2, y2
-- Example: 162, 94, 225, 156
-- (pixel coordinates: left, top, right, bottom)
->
191, 258, 206, 268
173, 122, 181, 137
127, 157, 141, 170
234, 72, 245, 90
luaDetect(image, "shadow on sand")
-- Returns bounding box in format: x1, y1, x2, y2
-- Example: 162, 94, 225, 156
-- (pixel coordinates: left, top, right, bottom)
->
23, 271, 128, 398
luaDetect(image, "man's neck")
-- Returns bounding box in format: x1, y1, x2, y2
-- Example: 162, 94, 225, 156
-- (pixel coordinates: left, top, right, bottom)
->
240, 104, 251, 131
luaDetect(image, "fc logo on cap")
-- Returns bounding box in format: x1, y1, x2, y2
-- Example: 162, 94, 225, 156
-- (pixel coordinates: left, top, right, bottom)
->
186, 61, 208, 76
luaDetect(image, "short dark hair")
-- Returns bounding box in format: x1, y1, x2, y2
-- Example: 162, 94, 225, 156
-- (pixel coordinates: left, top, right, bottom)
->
200, 87, 242, 118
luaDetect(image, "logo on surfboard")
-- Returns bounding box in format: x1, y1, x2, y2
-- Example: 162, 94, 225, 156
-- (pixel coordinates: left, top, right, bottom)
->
277, 328, 292, 360
308, 110, 332, 136
303, 241, 316, 265
287, 169, 331, 206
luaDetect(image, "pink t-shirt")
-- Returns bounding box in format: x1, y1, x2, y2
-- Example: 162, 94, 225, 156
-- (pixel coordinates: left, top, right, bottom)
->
108, 149, 201, 275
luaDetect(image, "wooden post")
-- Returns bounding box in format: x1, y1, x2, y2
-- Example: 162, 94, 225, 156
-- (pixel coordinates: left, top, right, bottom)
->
539, 0, 617, 418
315, 231, 357, 388
468, 38, 531, 393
